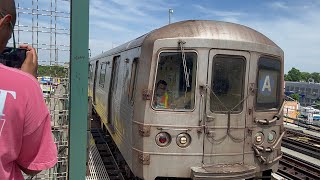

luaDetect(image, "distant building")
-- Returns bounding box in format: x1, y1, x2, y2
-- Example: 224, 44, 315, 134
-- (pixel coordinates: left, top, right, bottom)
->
283, 100, 299, 123
285, 81, 320, 106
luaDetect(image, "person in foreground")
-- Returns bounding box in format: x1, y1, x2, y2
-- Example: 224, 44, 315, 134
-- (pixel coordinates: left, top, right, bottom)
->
0, 0, 57, 179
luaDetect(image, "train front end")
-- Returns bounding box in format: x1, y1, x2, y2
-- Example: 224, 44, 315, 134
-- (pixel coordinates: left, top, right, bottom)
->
132, 21, 284, 180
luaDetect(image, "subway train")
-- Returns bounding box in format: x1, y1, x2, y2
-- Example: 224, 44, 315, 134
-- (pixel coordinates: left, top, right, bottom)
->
88, 20, 285, 180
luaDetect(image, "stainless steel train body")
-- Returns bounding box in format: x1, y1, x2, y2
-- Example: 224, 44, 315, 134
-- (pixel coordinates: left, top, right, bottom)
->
88, 20, 285, 180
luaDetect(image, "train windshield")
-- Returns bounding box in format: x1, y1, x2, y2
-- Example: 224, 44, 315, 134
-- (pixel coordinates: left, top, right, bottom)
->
153, 51, 197, 110
210, 55, 246, 113
256, 57, 281, 110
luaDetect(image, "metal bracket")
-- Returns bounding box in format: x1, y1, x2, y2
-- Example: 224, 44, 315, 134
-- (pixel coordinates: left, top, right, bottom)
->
138, 124, 151, 137
138, 152, 150, 165
142, 89, 152, 100
249, 83, 256, 95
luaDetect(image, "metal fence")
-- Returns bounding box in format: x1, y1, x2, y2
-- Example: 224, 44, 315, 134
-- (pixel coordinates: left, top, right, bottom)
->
13, 0, 70, 179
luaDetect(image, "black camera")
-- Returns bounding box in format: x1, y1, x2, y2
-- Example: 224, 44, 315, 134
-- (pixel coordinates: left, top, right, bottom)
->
0, 47, 27, 68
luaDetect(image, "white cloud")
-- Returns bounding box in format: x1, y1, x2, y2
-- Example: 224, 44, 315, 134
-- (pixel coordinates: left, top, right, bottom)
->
192, 4, 246, 22
242, 5, 320, 72
13, 0, 320, 73
90, 20, 131, 32
269, 2, 289, 9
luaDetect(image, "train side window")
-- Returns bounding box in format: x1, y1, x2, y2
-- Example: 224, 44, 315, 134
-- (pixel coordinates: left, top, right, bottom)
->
99, 62, 107, 87
152, 51, 197, 110
89, 64, 93, 80
129, 58, 139, 104
256, 57, 281, 110
210, 55, 246, 113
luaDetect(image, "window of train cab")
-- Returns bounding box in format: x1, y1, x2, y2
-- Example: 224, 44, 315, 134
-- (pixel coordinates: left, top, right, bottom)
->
210, 55, 246, 113
256, 56, 281, 111
152, 51, 197, 111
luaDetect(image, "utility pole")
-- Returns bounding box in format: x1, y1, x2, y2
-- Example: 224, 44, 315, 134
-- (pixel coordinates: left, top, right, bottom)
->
169, 8, 173, 24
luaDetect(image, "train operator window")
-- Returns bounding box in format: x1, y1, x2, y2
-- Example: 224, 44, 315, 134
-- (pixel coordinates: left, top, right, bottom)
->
256, 57, 281, 110
99, 63, 107, 87
210, 55, 246, 113
152, 51, 197, 110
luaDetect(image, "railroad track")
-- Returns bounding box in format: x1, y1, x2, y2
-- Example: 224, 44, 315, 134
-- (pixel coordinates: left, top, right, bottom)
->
278, 153, 320, 180
91, 128, 125, 180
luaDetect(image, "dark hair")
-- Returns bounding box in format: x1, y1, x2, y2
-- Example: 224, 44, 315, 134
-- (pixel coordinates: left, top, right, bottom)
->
156, 80, 167, 88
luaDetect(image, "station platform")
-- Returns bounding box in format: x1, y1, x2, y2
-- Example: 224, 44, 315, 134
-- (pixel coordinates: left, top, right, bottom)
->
281, 146, 320, 166
284, 123, 320, 137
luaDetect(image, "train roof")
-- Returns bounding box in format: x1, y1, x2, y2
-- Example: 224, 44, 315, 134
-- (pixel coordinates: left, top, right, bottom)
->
91, 20, 281, 60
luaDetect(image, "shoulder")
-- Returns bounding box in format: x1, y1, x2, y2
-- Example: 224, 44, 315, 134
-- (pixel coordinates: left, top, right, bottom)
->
0, 64, 41, 89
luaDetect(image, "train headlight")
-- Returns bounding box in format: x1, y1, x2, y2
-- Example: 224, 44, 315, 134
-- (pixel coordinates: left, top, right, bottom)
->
268, 131, 277, 143
176, 133, 191, 148
155, 132, 171, 147
254, 132, 264, 145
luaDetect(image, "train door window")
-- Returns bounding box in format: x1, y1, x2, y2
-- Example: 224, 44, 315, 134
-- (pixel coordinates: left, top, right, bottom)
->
129, 58, 139, 104
89, 64, 93, 80
256, 57, 281, 110
210, 55, 246, 113
99, 62, 107, 87
152, 51, 197, 110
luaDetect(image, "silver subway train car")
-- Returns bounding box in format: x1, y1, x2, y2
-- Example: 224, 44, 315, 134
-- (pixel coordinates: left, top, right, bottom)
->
88, 20, 285, 180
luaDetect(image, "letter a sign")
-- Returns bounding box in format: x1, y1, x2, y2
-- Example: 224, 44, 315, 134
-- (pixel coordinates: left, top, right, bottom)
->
259, 73, 274, 96
262, 75, 271, 92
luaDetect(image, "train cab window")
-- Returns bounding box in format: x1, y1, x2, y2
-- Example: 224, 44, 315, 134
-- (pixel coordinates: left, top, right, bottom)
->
256, 57, 281, 110
210, 55, 246, 113
152, 52, 197, 110
99, 63, 107, 87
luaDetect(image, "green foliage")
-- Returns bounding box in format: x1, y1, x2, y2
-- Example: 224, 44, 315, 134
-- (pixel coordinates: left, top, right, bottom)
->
314, 100, 320, 109
38, 65, 67, 78
285, 67, 301, 81
301, 72, 311, 82
289, 93, 300, 101
310, 72, 320, 83
285, 67, 320, 83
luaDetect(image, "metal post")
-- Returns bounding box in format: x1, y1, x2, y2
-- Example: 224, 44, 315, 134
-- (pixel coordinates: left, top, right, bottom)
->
68, 0, 89, 179
169, 8, 173, 24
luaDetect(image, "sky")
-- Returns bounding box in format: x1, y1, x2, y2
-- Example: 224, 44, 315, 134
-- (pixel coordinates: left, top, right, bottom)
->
13, 0, 320, 73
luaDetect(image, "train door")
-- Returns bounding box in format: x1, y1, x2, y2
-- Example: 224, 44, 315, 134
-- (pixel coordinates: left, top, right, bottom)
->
108, 56, 120, 130
203, 49, 250, 165
93, 60, 99, 104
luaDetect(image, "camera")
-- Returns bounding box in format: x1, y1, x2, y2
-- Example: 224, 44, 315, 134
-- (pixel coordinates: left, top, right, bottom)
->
0, 47, 27, 68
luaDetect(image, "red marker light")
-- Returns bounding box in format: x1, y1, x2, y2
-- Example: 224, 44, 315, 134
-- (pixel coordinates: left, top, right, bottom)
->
159, 136, 167, 143
155, 132, 171, 147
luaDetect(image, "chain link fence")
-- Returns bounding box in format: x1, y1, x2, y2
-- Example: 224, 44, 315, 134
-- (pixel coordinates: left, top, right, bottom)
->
12, 0, 70, 179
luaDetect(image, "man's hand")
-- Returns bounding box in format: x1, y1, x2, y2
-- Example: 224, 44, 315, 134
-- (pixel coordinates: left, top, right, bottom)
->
20, 44, 38, 78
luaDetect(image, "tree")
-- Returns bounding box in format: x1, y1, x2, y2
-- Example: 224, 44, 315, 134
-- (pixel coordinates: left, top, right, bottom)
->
289, 93, 300, 101
285, 67, 302, 82
311, 72, 320, 83
301, 72, 311, 82
38, 65, 67, 78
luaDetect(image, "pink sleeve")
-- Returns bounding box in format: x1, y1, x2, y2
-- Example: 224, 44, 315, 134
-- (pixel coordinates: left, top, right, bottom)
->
16, 114, 57, 170
16, 80, 57, 170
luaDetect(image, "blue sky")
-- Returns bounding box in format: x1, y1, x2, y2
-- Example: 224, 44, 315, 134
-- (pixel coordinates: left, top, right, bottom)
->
14, 0, 320, 73
88, 0, 320, 73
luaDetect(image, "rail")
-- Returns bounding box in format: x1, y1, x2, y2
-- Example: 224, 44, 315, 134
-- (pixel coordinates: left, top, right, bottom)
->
278, 153, 320, 180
